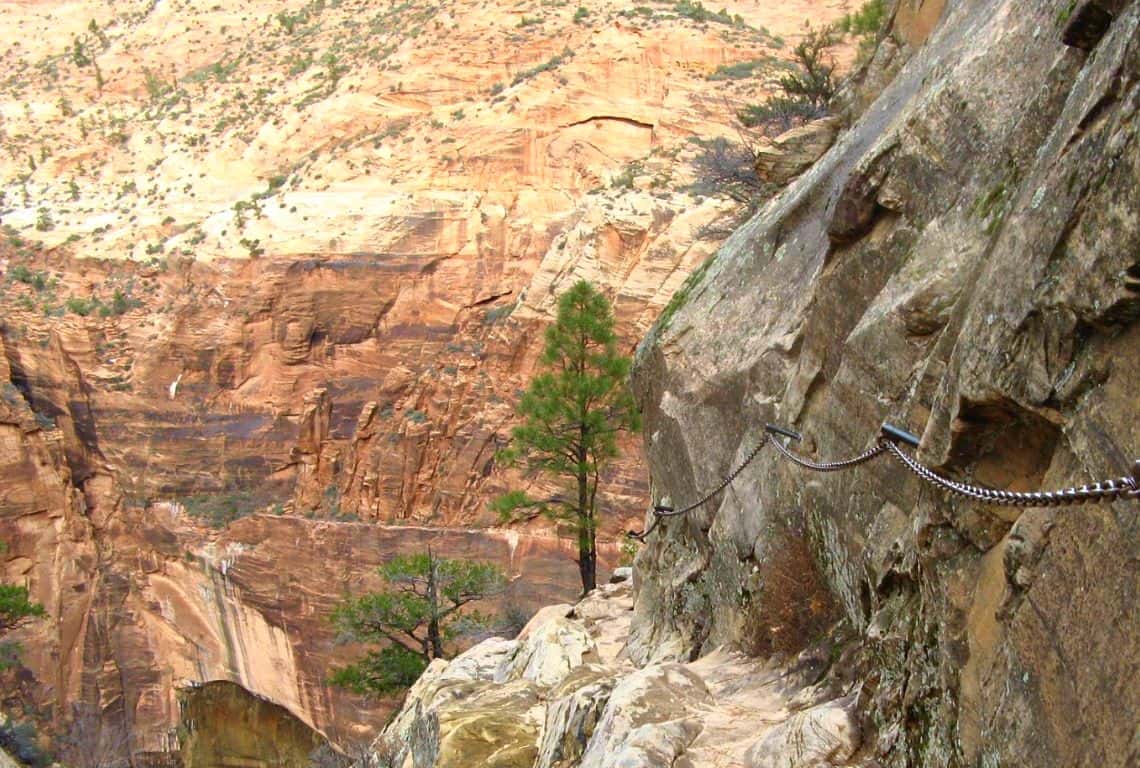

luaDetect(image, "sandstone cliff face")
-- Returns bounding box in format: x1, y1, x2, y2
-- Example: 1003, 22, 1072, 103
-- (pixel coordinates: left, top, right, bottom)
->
1, 307, 622, 752
0, 0, 853, 756
631, 0, 1140, 765
0, 0, 850, 534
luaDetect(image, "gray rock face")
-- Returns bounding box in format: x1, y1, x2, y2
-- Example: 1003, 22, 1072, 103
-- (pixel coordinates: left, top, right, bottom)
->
630, 0, 1140, 766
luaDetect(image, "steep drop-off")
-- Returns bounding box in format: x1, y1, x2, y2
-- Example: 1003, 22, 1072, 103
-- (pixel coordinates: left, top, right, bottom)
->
378, 0, 1140, 766
0, 0, 855, 756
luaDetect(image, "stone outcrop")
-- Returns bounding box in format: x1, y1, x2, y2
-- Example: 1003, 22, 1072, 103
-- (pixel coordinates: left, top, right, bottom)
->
754, 117, 842, 185
630, 0, 1140, 766
376, 579, 868, 768
178, 680, 326, 768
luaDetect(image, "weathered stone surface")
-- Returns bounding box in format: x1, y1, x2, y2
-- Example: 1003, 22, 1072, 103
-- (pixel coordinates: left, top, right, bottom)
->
382, 640, 547, 768
755, 118, 841, 185
744, 694, 860, 768
631, 0, 1140, 766
377, 581, 847, 768
178, 680, 326, 768
535, 665, 618, 768
576, 664, 709, 768
499, 613, 597, 688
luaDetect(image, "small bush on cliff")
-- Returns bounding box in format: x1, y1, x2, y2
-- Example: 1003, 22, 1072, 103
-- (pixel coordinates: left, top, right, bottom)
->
491, 280, 641, 595
836, 0, 888, 62
330, 550, 506, 696
1, 541, 45, 671
180, 491, 258, 528
690, 23, 841, 220
0, 719, 51, 767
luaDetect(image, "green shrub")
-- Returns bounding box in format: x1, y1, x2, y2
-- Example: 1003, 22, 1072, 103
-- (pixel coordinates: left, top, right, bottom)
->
66, 296, 98, 316
835, 0, 888, 61
483, 303, 515, 324
835, 0, 887, 37
180, 491, 258, 528
9, 265, 48, 291
0, 719, 51, 767
707, 58, 771, 80
573, 6, 589, 23
672, 0, 743, 26
34, 207, 54, 232
511, 47, 574, 86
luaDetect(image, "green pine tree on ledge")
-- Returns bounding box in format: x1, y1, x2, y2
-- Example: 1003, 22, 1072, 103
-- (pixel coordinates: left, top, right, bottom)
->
330, 550, 506, 695
491, 280, 641, 595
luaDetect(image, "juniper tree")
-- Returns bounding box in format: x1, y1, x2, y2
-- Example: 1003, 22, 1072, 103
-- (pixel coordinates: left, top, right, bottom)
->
330, 551, 505, 695
492, 280, 641, 594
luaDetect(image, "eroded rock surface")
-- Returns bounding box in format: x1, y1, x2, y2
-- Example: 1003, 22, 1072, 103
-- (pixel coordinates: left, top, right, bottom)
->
631, 0, 1140, 765
377, 581, 865, 768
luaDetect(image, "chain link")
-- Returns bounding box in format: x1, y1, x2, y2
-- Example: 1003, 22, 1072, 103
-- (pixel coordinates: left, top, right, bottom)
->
629, 439, 767, 540
630, 421, 1138, 539
766, 433, 889, 471
883, 440, 1140, 507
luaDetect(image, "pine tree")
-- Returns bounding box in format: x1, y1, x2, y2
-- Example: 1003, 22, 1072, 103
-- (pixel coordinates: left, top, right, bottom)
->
0, 542, 44, 670
330, 550, 505, 695
492, 280, 641, 594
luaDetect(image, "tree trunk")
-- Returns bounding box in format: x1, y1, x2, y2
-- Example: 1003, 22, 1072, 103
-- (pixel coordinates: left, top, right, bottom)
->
426, 549, 445, 659
578, 521, 596, 595
576, 444, 596, 595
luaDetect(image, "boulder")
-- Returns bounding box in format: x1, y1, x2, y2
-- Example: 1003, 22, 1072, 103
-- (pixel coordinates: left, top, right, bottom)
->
745, 695, 861, 768
754, 117, 841, 185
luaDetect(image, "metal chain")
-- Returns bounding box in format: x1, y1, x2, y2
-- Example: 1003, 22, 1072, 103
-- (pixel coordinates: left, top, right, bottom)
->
629, 439, 768, 540
629, 420, 1138, 539
883, 440, 1140, 507
766, 433, 889, 471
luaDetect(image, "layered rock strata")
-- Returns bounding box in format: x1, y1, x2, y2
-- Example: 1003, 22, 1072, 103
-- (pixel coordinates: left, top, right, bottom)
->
0, 0, 855, 754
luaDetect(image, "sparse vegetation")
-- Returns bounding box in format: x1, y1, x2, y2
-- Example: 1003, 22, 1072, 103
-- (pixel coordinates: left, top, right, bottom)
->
1, 540, 45, 672
240, 237, 265, 257
707, 58, 774, 80
511, 47, 574, 86
656, 253, 715, 331
330, 552, 506, 695
34, 207, 54, 232
672, 0, 744, 27
180, 491, 259, 529
0, 718, 51, 768
836, 0, 888, 61
693, 23, 842, 217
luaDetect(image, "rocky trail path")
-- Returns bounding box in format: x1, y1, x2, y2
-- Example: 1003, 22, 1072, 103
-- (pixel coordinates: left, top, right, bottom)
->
381, 577, 862, 768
